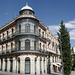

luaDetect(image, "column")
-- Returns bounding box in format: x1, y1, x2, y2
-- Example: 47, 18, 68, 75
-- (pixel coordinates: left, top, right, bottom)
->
42, 57, 44, 74
7, 58, 10, 72
0, 59, 1, 70
50, 63, 54, 73
13, 57, 16, 73
36, 57, 40, 74
20, 57, 25, 74
45, 57, 47, 74
31, 56, 35, 74
3, 58, 5, 71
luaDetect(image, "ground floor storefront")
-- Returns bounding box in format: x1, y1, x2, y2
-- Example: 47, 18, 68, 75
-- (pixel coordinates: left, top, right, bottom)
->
0, 54, 61, 75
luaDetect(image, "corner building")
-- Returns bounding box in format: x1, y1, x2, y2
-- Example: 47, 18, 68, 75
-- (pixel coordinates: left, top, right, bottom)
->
0, 4, 61, 75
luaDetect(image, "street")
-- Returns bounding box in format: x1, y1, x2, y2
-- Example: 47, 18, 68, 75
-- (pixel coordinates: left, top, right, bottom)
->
0, 71, 75, 75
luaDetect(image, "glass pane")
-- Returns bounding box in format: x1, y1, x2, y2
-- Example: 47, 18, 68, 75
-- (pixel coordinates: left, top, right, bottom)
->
34, 41, 36, 50
10, 60, 13, 72
25, 23, 30, 33
25, 40, 30, 50
35, 61, 36, 72
5, 61, 7, 71
18, 60, 20, 71
25, 60, 30, 74
19, 25, 21, 33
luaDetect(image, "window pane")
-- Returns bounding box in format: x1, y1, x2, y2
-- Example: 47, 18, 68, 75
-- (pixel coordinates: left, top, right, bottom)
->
25, 23, 30, 33
25, 60, 30, 74
5, 60, 7, 71
25, 40, 30, 50
34, 41, 36, 50
18, 60, 20, 72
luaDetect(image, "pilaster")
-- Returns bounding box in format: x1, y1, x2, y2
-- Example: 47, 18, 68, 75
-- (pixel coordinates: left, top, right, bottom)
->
7, 58, 10, 72
3, 58, 5, 71
13, 57, 16, 73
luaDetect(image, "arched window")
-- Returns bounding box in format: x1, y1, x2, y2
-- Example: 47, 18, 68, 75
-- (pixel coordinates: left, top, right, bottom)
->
25, 57, 30, 74
43, 44, 45, 51
44, 58, 45, 73
6, 44, 8, 52
34, 25, 36, 33
25, 39, 30, 50
42, 32, 44, 37
40, 43, 41, 50
12, 28, 14, 35
7, 31, 8, 37
1, 59, 3, 70
35, 57, 37, 74
56, 44, 58, 53
19, 41, 21, 50
2, 46, 3, 53
39, 29, 41, 36
40, 57, 42, 74
3, 33, 5, 40
5, 58, 7, 71
18, 58, 20, 73
10, 57, 13, 72
19, 24, 21, 33
3, 33, 4, 38
25, 23, 30, 33
34, 41, 36, 50
11, 43, 13, 51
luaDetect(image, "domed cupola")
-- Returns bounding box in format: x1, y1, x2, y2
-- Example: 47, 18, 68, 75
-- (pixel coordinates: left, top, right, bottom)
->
19, 3, 34, 15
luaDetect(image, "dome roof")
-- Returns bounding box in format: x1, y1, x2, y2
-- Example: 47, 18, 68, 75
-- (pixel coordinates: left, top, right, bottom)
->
21, 3, 33, 11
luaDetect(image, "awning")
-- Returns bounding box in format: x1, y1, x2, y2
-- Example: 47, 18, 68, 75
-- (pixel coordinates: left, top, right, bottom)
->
52, 63, 61, 67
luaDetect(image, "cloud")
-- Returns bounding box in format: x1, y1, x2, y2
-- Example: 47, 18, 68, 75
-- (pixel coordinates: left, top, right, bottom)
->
48, 25, 59, 35
64, 20, 75, 28
70, 30, 75, 40
48, 19, 75, 40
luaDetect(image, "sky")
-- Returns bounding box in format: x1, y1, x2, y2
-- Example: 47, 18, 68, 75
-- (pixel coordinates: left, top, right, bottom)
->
0, 0, 75, 48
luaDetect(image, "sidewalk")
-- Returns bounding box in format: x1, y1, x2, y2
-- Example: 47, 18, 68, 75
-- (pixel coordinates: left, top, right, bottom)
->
51, 72, 63, 75
0, 71, 63, 75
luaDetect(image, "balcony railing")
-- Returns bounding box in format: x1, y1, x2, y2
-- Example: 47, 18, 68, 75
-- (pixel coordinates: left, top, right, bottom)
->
0, 47, 48, 55
0, 33, 15, 43
16, 29, 38, 35
39, 34, 46, 41
0, 29, 39, 43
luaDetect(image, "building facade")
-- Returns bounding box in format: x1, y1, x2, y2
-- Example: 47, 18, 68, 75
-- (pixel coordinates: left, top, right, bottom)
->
72, 45, 75, 69
0, 4, 61, 75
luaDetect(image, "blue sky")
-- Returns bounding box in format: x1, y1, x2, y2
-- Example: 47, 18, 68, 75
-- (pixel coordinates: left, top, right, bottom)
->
0, 0, 75, 48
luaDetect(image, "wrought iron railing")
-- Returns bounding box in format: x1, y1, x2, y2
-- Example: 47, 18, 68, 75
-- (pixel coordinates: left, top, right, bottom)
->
0, 33, 15, 43
0, 47, 48, 55
39, 34, 46, 41
16, 29, 38, 35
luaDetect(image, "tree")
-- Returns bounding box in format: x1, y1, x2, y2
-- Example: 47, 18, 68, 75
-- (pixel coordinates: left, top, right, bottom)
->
58, 20, 72, 75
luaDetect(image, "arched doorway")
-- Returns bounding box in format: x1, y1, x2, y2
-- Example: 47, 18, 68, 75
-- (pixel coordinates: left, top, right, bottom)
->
25, 57, 30, 74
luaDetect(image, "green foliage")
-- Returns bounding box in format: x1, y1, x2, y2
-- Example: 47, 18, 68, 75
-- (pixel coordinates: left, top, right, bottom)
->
58, 20, 72, 75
